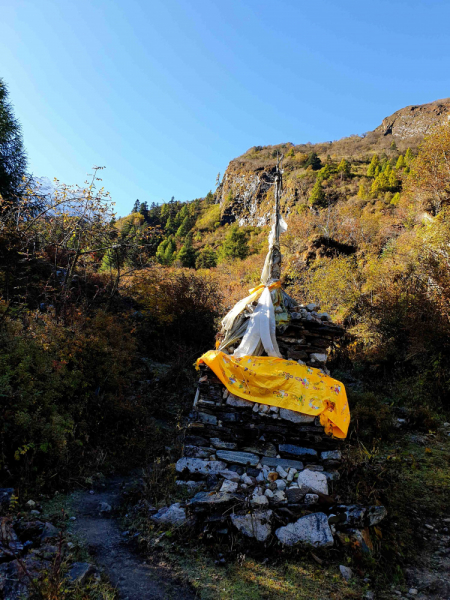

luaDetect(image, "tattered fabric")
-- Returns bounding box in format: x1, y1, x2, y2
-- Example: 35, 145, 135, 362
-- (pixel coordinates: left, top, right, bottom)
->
196, 351, 350, 439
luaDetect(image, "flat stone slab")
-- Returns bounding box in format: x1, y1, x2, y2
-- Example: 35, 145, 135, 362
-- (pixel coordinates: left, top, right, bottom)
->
321, 450, 342, 461
67, 562, 95, 584
261, 457, 304, 470
231, 510, 273, 542
226, 395, 254, 408
279, 444, 318, 459
188, 491, 235, 506
152, 503, 187, 526
197, 412, 217, 425
275, 512, 334, 547
216, 450, 259, 466
210, 438, 237, 450
279, 409, 315, 424
297, 469, 328, 495
176, 458, 227, 475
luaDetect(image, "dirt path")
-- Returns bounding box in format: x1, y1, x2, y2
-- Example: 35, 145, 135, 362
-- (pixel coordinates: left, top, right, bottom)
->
72, 477, 196, 600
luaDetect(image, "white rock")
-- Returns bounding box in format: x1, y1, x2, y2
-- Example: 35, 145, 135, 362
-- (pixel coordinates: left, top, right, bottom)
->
264, 489, 274, 498
256, 472, 265, 483
272, 490, 286, 503
226, 395, 254, 408
259, 405, 270, 414
276, 512, 334, 547
269, 406, 279, 413
310, 353, 327, 363
176, 458, 227, 475
297, 469, 329, 495
275, 480, 287, 491
252, 403, 260, 412
220, 480, 238, 493
152, 503, 186, 526
321, 450, 342, 461
339, 565, 353, 581
26, 500, 36, 508
304, 494, 319, 504
276, 466, 288, 479
279, 408, 315, 424
408, 589, 418, 596
231, 510, 273, 542
241, 475, 253, 485
251, 494, 269, 507
297, 359, 305, 365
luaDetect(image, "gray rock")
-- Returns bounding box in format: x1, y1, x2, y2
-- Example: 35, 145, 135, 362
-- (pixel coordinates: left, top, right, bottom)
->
323, 471, 340, 481
310, 353, 327, 363
152, 503, 187, 525
279, 444, 318, 459
226, 395, 254, 408
210, 438, 237, 450
67, 562, 95, 584
276, 512, 334, 547
197, 412, 217, 425
176, 458, 227, 475
184, 445, 215, 459
188, 492, 235, 506
40, 522, 59, 542
220, 480, 238, 493
231, 510, 273, 542
279, 409, 314, 424
285, 487, 307, 503
321, 450, 342, 461
306, 303, 319, 311
304, 494, 319, 504
367, 505, 387, 526
98, 502, 111, 513
218, 469, 241, 482
250, 494, 269, 507
339, 565, 353, 581
0, 489, 14, 507
26, 500, 36, 508
176, 480, 203, 492
261, 457, 304, 470
297, 469, 329, 495
216, 450, 259, 466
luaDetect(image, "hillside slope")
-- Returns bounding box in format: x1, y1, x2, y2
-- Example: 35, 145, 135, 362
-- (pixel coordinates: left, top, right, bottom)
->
216, 97, 450, 225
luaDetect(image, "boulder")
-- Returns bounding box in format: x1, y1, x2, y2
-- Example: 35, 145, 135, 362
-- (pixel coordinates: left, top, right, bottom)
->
40, 522, 59, 542
67, 562, 95, 584
275, 512, 334, 547
279, 409, 315, 424
339, 565, 353, 581
231, 510, 273, 542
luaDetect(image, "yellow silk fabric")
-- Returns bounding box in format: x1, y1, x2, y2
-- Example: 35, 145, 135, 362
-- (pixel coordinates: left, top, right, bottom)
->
197, 351, 350, 439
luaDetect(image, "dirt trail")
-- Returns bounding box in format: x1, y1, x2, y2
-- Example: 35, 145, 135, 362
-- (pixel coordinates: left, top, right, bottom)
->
72, 477, 196, 600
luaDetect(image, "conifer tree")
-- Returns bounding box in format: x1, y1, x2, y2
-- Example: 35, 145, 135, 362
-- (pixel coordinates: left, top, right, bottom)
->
165, 215, 175, 234
177, 232, 197, 268
176, 215, 191, 238
156, 237, 177, 265
396, 155, 405, 169
132, 200, 140, 214
196, 246, 217, 269
309, 180, 325, 206
367, 154, 379, 177
218, 225, 249, 262
405, 147, 414, 163
357, 182, 369, 199
304, 152, 322, 171
0, 78, 27, 199
337, 158, 351, 179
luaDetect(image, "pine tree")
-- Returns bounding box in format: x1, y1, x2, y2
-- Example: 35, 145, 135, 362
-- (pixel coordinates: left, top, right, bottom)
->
374, 165, 381, 177
205, 191, 215, 205
304, 152, 322, 171
165, 215, 175, 234
156, 237, 177, 265
367, 154, 379, 177
390, 140, 398, 152
396, 155, 405, 169
177, 233, 197, 268
132, 199, 140, 214
309, 180, 325, 206
405, 147, 414, 163
0, 78, 27, 199
390, 192, 401, 205
357, 182, 369, 199
337, 158, 351, 179
176, 215, 191, 238
139, 202, 149, 221
218, 225, 249, 262
389, 170, 400, 189
195, 246, 217, 269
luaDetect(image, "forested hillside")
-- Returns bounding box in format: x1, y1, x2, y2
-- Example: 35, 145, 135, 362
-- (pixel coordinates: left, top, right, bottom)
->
1, 78, 450, 598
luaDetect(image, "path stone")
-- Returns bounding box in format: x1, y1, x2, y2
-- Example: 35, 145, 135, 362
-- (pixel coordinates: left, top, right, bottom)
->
275, 512, 334, 547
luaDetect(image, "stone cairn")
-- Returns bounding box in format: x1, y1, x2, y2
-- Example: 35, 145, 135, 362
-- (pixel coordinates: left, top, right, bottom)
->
153, 302, 387, 549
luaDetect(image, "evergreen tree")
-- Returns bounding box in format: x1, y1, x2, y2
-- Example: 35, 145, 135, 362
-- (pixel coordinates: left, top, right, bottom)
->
177, 233, 197, 268
195, 246, 217, 269
0, 78, 27, 199
309, 180, 325, 206
176, 215, 191, 238
165, 215, 175, 234
405, 147, 414, 163
218, 225, 249, 262
132, 199, 140, 214
367, 154, 379, 177
337, 158, 351, 179
374, 165, 381, 177
389, 170, 400, 189
139, 202, 149, 221
304, 152, 322, 171
390, 140, 398, 152
205, 191, 215, 205
390, 192, 401, 205
156, 237, 177, 265
357, 181, 370, 199
395, 155, 405, 169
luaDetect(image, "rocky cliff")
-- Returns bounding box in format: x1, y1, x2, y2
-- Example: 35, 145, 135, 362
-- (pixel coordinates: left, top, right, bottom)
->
216, 98, 450, 226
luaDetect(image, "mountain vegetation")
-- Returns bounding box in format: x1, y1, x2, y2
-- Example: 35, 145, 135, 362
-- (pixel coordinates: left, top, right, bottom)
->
1, 81, 450, 597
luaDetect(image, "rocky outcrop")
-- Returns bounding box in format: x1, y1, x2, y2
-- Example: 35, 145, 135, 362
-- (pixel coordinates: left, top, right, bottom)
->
375, 98, 450, 140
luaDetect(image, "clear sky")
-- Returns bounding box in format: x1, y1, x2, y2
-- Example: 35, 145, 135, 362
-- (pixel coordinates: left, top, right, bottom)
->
2, 0, 450, 216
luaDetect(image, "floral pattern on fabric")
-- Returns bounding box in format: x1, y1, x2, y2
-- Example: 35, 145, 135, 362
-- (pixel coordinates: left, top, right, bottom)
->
196, 350, 350, 439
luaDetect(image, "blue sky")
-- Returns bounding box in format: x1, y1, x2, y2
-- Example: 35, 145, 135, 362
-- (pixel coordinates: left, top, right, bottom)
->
2, 0, 450, 216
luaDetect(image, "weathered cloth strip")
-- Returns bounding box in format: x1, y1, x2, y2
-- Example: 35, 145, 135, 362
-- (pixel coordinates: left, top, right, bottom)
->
197, 351, 350, 439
